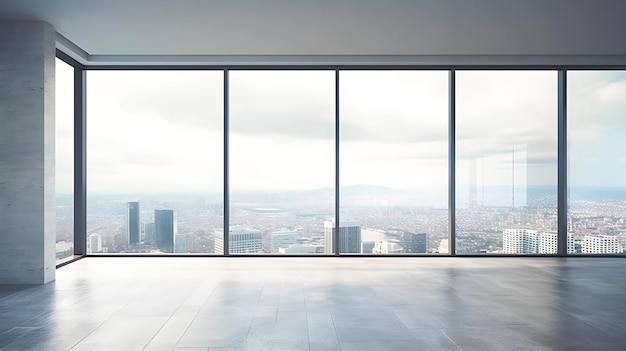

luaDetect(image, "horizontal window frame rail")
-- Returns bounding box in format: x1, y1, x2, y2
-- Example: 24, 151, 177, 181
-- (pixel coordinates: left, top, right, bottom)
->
62, 51, 626, 67
80, 65, 626, 71
79, 253, 626, 265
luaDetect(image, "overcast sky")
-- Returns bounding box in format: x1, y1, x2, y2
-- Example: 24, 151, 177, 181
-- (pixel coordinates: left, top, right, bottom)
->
54, 64, 626, 199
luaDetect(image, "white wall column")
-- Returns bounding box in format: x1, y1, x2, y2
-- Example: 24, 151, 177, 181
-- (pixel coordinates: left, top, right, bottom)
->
0, 21, 56, 284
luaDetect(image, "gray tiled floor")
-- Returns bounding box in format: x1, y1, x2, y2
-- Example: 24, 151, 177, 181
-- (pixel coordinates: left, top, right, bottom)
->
1, 257, 625, 350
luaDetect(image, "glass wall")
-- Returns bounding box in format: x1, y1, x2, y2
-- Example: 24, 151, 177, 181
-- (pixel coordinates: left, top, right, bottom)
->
55, 58, 74, 262
455, 71, 558, 254
86, 71, 223, 254
229, 71, 335, 254
76, 67, 624, 256
340, 71, 448, 254
568, 71, 626, 254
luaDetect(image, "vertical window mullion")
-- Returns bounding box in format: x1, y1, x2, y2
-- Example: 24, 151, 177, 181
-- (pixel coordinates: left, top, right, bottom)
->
224, 69, 230, 256
74, 66, 86, 256
557, 70, 567, 255
448, 69, 456, 256
335, 69, 340, 256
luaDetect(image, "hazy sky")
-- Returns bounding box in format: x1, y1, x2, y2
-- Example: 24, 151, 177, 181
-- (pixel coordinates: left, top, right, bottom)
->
456, 70, 558, 202
568, 71, 626, 188
54, 64, 626, 197
340, 70, 448, 204
86, 70, 223, 194
230, 71, 334, 193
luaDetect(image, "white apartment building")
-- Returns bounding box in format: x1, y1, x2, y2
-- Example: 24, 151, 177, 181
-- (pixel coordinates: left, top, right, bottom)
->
503, 229, 538, 254
505, 229, 579, 254
538, 232, 558, 254
582, 235, 623, 254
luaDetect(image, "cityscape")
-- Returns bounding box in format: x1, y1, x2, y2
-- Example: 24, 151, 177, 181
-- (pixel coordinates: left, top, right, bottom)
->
50, 69, 625, 261
55, 185, 626, 259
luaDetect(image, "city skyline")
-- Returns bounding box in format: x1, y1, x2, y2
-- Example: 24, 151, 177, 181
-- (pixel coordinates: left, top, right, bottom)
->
61, 187, 626, 258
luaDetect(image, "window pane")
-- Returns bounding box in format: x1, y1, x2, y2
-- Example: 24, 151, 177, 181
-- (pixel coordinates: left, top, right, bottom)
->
568, 71, 626, 254
229, 71, 335, 254
456, 71, 558, 254
340, 71, 448, 254
55, 58, 74, 262
87, 71, 223, 254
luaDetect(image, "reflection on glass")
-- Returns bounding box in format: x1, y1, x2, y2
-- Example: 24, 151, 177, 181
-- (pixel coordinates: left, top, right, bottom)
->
568, 71, 626, 254
340, 71, 448, 254
55, 58, 74, 262
456, 71, 557, 254
229, 71, 335, 254
87, 71, 223, 254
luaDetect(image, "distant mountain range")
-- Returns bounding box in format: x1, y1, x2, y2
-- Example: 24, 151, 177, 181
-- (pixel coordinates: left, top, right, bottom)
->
305, 184, 402, 198
78, 185, 626, 204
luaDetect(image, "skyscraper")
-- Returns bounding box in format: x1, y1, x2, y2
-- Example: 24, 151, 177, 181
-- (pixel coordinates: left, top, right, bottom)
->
127, 202, 140, 245
324, 220, 361, 254
154, 209, 175, 253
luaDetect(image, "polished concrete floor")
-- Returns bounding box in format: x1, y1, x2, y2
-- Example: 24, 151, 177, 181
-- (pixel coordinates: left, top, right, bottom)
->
1, 257, 625, 350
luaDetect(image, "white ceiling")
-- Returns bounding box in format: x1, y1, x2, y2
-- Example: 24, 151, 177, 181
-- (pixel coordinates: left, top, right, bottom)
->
1, 0, 625, 65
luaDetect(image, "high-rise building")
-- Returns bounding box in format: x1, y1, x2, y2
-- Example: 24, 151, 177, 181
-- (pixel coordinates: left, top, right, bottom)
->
154, 209, 175, 253
88, 233, 102, 253
270, 229, 298, 253
538, 232, 558, 254
566, 233, 576, 254
127, 202, 140, 245
400, 232, 427, 253
538, 232, 577, 254
505, 229, 576, 254
324, 220, 361, 254
582, 235, 623, 254
175, 233, 188, 253
213, 229, 224, 254
143, 222, 155, 245
229, 226, 263, 254
502, 228, 538, 253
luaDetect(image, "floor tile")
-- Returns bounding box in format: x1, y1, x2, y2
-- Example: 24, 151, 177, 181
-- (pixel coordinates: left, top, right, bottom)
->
0, 257, 624, 351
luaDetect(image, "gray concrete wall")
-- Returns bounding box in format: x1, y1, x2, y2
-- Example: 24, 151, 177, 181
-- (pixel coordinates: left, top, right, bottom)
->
0, 21, 56, 284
